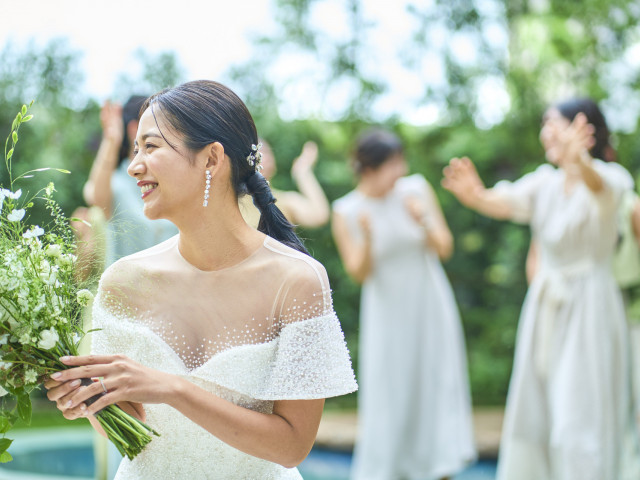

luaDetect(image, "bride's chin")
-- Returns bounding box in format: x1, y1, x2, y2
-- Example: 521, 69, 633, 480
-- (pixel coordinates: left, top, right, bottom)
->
142, 204, 162, 221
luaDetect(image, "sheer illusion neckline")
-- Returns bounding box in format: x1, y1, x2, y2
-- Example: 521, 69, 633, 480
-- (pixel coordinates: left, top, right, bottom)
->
173, 235, 269, 273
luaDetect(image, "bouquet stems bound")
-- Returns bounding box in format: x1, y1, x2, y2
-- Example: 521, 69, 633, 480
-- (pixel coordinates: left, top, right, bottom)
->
0, 102, 158, 462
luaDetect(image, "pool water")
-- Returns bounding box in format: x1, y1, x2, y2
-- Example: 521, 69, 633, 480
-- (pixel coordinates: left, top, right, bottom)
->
0, 428, 497, 480
298, 448, 497, 480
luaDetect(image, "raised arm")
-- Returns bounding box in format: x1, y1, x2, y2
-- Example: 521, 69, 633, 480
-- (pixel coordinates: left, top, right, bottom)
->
278, 142, 330, 228
331, 210, 373, 284
83, 101, 124, 219
442, 157, 512, 220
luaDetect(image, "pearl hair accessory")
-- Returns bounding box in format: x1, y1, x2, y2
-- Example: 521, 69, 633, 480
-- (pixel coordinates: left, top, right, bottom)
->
246, 143, 264, 172
203, 169, 212, 207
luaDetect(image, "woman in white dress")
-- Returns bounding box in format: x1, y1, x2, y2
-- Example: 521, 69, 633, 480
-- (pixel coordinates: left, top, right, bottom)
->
442, 99, 640, 480
332, 129, 476, 480
44, 80, 357, 479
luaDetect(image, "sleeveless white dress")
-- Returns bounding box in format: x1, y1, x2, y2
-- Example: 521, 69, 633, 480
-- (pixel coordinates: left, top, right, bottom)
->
91, 235, 357, 480
333, 174, 476, 480
492, 161, 640, 480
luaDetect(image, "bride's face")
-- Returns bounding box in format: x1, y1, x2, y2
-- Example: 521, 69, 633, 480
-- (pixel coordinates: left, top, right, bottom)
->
128, 108, 201, 221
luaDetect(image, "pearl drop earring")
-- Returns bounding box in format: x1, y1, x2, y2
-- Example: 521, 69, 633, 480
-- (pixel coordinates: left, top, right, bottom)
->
203, 170, 211, 207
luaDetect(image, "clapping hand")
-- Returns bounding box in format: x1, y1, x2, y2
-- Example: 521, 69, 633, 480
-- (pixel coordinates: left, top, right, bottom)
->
404, 196, 429, 229
291, 141, 319, 178
100, 101, 124, 145
558, 112, 596, 167
442, 157, 485, 208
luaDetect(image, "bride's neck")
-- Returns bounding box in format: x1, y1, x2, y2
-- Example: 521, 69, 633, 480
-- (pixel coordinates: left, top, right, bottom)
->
176, 202, 264, 272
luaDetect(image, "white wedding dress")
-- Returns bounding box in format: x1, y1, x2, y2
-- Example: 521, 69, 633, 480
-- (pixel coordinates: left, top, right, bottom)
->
91, 235, 357, 480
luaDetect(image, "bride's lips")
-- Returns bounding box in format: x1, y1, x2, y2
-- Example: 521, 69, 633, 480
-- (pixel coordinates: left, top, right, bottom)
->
137, 181, 158, 199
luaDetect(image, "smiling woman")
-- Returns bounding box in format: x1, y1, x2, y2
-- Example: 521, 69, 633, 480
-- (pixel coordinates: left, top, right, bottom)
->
43, 80, 357, 480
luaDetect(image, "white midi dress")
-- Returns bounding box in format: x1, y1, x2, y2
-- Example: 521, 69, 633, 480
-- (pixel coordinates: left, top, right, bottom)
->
493, 161, 640, 480
333, 174, 477, 480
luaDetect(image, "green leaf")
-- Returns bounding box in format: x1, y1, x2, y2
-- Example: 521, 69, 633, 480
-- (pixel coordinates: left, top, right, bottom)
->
31, 167, 71, 174
12, 132, 17, 143
16, 393, 31, 423
6, 148, 13, 160
0, 417, 11, 434
22, 115, 33, 122
0, 438, 12, 453
0, 451, 12, 463
21, 105, 27, 115
70, 217, 92, 227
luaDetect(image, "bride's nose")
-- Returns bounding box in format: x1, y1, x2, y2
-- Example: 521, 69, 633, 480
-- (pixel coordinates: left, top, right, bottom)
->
127, 154, 146, 178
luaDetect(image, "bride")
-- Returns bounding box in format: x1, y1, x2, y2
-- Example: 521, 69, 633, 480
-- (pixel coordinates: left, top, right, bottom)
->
45, 80, 357, 479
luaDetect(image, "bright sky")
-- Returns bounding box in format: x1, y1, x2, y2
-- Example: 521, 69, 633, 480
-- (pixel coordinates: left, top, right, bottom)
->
2, 0, 273, 100
1, 0, 512, 126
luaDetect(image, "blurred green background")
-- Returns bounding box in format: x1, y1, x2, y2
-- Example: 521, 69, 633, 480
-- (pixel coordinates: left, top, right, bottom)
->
3, 0, 640, 412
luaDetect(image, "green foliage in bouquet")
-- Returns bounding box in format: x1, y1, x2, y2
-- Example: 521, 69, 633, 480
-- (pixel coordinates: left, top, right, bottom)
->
0, 103, 158, 462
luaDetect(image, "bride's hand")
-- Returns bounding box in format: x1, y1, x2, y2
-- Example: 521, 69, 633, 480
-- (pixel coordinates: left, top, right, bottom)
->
49, 354, 176, 416
44, 377, 86, 420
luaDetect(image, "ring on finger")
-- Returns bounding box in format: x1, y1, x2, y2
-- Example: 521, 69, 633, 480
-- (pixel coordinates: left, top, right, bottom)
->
99, 377, 107, 394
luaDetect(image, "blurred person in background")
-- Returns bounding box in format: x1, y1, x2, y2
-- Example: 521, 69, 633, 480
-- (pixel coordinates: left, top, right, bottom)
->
332, 128, 476, 480
442, 97, 640, 480
524, 98, 640, 427
239, 139, 330, 229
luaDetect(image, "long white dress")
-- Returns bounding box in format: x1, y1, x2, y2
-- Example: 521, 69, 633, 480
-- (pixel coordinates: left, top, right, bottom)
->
493, 161, 640, 480
91, 235, 358, 479
333, 174, 477, 480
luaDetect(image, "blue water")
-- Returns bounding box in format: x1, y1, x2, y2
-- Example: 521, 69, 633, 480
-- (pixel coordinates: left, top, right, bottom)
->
0, 429, 497, 480
0, 445, 95, 477
298, 448, 497, 480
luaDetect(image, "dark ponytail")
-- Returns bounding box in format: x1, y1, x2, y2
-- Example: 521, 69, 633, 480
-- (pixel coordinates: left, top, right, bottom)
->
245, 172, 309, 255
141, 80, 309, 255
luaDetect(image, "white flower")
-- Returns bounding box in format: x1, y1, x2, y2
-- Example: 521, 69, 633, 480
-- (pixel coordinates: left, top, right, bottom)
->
45, 183, 54, 196
0, 334, 8, 345
19, 332, 32, 345
45, 244, 62, 258
7, 209, 25, 222
1, 189, 21, 200
76, 289, 94, 307
0, 362, 10, 370
58, 254, 76, 266
38, 328, 59, 350
0, 385, 7, 397
23, 226, 44, 238
24, 369, 37, 384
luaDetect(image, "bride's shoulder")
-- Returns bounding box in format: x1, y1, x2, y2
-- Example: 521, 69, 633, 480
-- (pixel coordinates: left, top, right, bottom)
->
98, 235, 178, 295
262, 237, 330, 293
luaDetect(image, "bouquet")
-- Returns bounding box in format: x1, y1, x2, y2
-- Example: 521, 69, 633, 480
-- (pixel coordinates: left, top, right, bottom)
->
0, 103, 158, 461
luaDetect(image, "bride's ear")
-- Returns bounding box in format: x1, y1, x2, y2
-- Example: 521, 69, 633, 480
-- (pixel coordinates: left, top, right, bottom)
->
203, 142, 226, 177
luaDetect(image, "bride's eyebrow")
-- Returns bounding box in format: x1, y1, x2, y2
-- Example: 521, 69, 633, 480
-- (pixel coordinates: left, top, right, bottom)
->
134, 133, 163, 146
